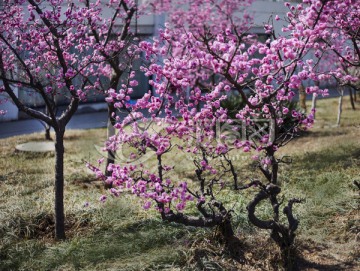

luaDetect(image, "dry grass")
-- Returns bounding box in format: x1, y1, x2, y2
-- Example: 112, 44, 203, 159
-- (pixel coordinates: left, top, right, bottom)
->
0, 96, 359, 270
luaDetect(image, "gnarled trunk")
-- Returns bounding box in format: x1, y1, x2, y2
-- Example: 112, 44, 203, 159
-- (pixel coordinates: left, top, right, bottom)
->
160, 204, 235, 241
247, 184, 301, 271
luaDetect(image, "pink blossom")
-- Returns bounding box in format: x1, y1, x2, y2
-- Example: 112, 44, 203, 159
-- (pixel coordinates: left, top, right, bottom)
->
143, 201, 151, 210
99, 195, 107, 203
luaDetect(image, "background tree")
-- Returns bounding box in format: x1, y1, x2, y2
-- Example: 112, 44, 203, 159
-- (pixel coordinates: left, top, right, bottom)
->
0, 0, 109, 239
82, 0, 139, 179
304, 0, 360, 119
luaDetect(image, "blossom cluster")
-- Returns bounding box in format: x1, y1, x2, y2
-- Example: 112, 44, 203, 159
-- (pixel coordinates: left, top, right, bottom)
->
0, 0, 141, 110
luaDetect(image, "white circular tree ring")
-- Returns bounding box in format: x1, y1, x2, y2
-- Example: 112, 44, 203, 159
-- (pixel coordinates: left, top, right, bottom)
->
15, 141, 55, 152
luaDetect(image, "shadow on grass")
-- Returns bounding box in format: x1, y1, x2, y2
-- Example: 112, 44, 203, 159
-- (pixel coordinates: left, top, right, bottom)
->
40, 218, 193, 270
0, 241, 46, 271
294, 145, 360, 172
295, 129, 349, 139
0, 216, 193, 271
295, 256, 356, 271
292, 234, 359, 271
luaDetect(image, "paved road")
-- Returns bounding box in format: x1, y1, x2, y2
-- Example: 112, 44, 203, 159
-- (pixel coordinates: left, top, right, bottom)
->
0, 111, 108, 139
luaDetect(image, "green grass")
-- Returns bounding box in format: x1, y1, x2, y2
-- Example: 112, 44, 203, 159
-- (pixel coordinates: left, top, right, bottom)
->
0, 96, 359, 270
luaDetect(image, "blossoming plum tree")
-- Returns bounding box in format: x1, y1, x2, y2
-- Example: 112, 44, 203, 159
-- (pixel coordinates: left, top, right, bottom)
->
88, 0, 360, 269
87, 0, 343, 267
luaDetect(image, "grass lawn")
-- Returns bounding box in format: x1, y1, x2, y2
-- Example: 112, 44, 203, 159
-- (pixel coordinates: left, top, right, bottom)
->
0, 96, 359, 271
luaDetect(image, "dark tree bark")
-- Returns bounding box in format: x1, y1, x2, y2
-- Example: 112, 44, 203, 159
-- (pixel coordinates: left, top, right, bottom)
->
355, 89, 358, 102
44, 104, 53, 141
54, 129, 66, 240
45, 126, 52, 141
105, 102, 117, 182
158, 200, 235, 241
247, 184, 301, 271
161, 211, 225, 228
349, 87, 356, 110
218, 217, 235, 240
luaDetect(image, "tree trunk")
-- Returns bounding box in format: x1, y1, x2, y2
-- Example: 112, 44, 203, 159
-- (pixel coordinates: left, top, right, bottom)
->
40, 104, 53, 140
284, 249, 296, 271
299, 84, 307, 113
219, 217, 235, 241
45, 125, 52, 140
311, 93, 317, 119
54, 129, 66, 240
106, 103, 116, 165
105, 102, 117, 185
336, 88, 343, 127
349, 87, 356, 110
311, 81, 319, 119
